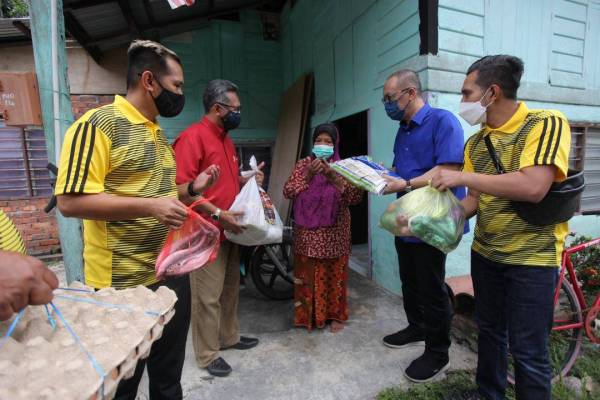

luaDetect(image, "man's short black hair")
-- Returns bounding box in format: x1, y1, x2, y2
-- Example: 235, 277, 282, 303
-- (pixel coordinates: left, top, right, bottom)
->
466, 55, 524, 100
126, 40, 182, 89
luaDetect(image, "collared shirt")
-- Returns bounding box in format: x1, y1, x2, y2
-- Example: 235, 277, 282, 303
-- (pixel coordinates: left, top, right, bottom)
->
392, 103, 468, 241
173, 116, 240, 237
0, 210, 26, 254
464, 102, 571, 267
55, 95, 177, 289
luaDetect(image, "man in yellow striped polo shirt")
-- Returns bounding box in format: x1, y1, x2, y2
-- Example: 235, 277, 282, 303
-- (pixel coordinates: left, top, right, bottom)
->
0, 210, 58, 320
432, 55, 571, 400
55, 40, 217, 400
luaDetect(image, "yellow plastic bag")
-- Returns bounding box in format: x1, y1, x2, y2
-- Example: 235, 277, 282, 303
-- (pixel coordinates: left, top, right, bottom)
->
379, 185, 466, 253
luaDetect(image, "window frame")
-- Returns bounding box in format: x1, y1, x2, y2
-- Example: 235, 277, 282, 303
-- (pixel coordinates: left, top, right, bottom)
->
0, 125, 52, 200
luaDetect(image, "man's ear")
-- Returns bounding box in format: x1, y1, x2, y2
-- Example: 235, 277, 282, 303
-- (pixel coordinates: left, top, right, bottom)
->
489, 83, 502, 102
140, 71, 155, 92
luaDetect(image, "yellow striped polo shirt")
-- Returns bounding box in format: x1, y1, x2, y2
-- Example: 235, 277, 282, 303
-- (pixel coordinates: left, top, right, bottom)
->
0, 209, 26, 254
55, 95, 177, 289
464, 102, 571, 267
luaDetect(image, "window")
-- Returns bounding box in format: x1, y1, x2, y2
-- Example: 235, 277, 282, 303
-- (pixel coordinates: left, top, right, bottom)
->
570, 123, 600, 215
0, 126, 52, 199
235, 142, 273, 191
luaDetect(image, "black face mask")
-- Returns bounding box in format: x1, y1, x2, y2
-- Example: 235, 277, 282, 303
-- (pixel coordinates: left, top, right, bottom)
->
221, 109, 241, 131
152, 78, 185, 118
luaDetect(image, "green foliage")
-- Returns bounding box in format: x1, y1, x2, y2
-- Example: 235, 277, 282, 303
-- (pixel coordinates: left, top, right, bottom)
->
570, 235, 600, 299
1, 0, 28, 18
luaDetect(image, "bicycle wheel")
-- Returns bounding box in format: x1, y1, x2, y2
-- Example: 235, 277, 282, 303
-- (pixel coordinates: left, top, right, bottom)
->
249, 241, 294, 300
507, 281, 583, 384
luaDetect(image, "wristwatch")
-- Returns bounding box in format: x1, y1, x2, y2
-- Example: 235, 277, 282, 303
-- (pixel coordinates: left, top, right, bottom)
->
405, 179, 412, 192
187, 181, 200, 197
211, 208, 222, 221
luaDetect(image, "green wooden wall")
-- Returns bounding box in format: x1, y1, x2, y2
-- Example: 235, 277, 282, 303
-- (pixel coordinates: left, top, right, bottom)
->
159, 10, 282, 144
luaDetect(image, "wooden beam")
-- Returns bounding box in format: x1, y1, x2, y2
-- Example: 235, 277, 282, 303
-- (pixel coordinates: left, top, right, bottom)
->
117, 0, 141, 38
63, 0, 114, 10
12, 20, 31, 38
142, 0, 160, 41
63, 11, 103, 64
418, 0, 438, 55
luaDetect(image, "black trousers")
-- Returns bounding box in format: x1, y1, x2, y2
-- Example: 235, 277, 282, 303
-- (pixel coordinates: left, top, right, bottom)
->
114, 274, 191, 400
395, 238, 452, 356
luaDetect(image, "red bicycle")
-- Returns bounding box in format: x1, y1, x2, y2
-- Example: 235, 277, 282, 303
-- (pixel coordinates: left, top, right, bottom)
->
508, 235, 600, 383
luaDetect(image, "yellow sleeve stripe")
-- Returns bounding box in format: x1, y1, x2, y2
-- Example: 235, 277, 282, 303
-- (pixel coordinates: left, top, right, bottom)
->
534, 116, 563, 166
62, 122, 97, 194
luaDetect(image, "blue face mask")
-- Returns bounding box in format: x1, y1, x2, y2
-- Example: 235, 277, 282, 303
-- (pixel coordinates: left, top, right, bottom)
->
312, 144, 334, 159
384, 100, 405, 121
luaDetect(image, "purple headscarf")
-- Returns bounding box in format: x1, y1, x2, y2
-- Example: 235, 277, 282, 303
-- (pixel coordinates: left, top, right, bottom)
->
294, 123, 342, 229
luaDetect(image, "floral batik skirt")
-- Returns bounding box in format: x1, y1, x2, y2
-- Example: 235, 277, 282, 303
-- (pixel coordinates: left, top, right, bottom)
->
293, 254, 349, 330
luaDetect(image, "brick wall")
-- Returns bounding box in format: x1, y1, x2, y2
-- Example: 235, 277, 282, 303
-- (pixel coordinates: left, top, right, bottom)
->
1, 198, 60, 257
71, 94, 115, 119
0, 94, 115, 257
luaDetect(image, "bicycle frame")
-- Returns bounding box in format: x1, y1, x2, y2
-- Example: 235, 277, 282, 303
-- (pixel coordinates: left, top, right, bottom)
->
553, 237, 600, 332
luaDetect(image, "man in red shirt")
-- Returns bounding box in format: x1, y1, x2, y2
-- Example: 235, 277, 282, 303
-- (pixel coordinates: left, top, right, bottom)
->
173, 79, 263, 377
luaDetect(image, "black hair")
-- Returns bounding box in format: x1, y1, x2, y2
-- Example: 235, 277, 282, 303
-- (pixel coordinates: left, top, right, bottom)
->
312, 123, 338, 144
126, 40, 182, 90
466, 55, 524, 100
202, 79, 239, 112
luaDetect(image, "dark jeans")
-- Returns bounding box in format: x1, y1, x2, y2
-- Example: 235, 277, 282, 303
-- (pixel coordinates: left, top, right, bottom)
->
395, 239, 451, 356
114, 274, 191, 400
471, 251, 557, 400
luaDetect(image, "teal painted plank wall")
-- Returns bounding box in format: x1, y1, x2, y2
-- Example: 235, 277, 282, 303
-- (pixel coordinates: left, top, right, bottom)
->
159, 10, 283, 143
281, 0, 600, 293
280, 0, 422, 293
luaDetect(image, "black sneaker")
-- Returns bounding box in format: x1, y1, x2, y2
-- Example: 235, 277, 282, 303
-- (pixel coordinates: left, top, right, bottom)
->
220, 336, 259, 350
404, 351, 449, 382
206, 357, 232, 377
382, 325, 425, 349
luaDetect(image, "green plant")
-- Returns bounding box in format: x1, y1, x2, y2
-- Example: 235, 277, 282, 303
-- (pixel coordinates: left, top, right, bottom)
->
570, 235, 600, 300
1, 0, 28, 18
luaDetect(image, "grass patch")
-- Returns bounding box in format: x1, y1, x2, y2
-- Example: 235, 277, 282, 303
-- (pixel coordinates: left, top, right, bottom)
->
378, 353, 600, 400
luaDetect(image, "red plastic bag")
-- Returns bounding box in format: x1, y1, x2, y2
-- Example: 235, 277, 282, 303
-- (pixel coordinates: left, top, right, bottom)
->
155, 199, 220, 279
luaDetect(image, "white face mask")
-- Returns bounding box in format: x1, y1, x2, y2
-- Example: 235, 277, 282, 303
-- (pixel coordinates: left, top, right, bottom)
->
458, 89, 492, 126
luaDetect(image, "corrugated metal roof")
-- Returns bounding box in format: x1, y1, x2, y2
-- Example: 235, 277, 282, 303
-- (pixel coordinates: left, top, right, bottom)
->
0, 0, 286, 58
0, 18, 30, 42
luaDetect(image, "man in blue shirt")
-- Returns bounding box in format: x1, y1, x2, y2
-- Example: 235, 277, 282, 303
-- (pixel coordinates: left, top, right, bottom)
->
381, 69, 467, 382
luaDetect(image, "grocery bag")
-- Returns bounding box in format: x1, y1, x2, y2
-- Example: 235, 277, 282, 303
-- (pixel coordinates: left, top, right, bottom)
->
155, 198, 220, 279
224, 156, 284, 246
380, 185, 466, 253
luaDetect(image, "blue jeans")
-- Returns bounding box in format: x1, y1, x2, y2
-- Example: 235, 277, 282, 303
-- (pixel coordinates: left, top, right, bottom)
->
471, 251, 557, 400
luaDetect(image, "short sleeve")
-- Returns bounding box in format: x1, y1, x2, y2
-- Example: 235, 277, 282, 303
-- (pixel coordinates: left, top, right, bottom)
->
462, 137, 474, 173
55, 121, 110, 195
519, 115, 571, 181
434, 112, 465, 165
173, 128, 203, 185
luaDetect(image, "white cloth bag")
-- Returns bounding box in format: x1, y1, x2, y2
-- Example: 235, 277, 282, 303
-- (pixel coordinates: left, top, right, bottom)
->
224, 156, 283, 246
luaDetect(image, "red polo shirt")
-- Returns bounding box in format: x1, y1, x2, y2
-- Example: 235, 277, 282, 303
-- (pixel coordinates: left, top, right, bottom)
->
173, 116, 240, 235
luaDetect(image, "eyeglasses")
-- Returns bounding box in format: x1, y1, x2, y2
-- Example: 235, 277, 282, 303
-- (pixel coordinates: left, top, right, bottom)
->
381, 87, 414, 103
216, 102, 241, 113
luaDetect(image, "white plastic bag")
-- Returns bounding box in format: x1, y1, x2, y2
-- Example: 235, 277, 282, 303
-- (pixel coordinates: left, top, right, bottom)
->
224, 156, 284, 246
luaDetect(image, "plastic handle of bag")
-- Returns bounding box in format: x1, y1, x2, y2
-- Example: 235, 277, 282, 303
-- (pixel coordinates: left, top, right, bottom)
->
189, 197, 210, 210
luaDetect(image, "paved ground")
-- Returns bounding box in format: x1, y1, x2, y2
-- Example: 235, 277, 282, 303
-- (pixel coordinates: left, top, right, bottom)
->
139, 270, 476, 400
50, 262, 476, 400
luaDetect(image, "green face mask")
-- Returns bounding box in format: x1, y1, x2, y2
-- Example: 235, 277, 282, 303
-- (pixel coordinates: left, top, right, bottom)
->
312, 144, 334, 159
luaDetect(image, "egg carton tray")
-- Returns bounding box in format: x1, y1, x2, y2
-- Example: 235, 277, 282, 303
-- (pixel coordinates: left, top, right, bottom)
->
0, 282, 177, 400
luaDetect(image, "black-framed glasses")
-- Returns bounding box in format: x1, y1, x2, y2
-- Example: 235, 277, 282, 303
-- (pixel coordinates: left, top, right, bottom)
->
381, 87, 414, 103
216, 102, 241, 113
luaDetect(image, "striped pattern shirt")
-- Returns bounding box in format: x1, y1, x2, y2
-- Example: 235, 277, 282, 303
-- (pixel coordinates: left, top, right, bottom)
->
55, 95, 177, 289
463, 102, 571, 267
0, 209, 26, 254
